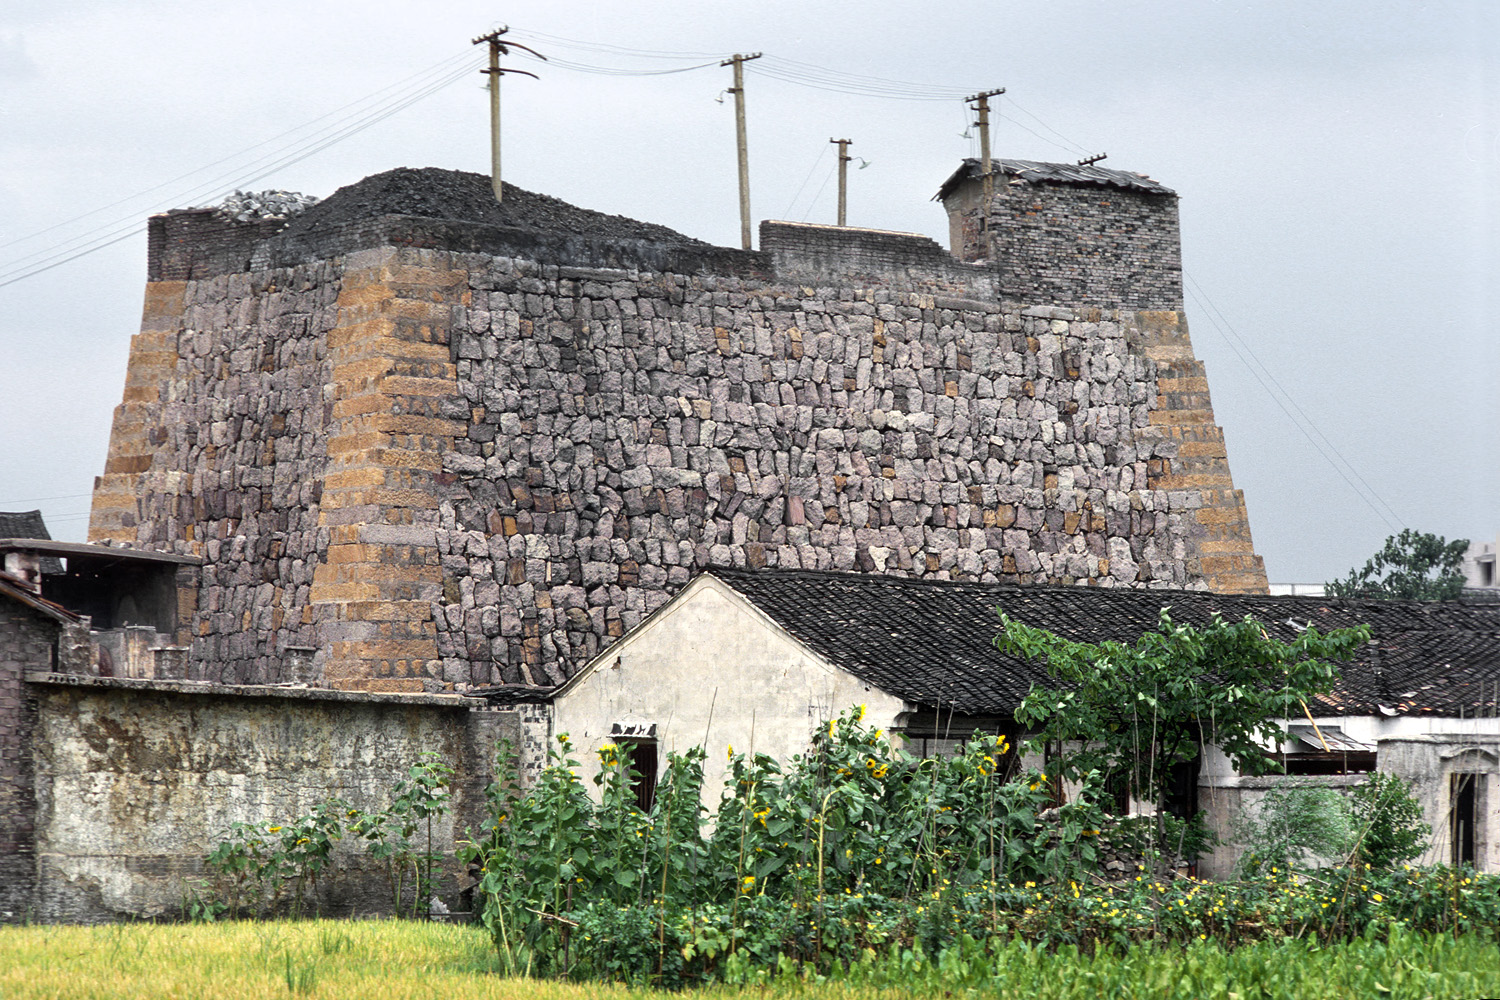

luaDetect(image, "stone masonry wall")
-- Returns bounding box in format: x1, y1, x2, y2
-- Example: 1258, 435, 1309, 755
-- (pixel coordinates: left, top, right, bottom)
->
91, 264, 341, 683
943, 176, 1183, 311
0, 601, 53, 920
92, 205, 1264, 691
432, 239, 1262, 687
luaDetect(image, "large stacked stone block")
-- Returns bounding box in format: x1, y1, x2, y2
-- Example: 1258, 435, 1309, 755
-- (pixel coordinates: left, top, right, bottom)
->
91, 166, 1266, 691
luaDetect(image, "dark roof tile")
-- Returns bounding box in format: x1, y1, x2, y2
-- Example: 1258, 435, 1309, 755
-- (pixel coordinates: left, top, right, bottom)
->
935, 158, 1176, 202
710, 568, 1500, 719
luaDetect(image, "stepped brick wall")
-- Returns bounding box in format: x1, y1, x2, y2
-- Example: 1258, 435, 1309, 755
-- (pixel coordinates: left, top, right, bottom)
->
90, 169, 1266, 691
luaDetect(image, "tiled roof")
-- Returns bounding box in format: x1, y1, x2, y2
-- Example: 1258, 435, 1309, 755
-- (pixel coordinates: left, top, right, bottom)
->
710, 568, 1500, 719
0, 570, 82, 625
0, 510, 63, 574
935, 158, 1176, 202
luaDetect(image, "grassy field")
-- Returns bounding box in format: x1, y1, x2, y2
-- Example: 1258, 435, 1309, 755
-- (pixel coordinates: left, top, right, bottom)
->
3, 919, 1499, 1000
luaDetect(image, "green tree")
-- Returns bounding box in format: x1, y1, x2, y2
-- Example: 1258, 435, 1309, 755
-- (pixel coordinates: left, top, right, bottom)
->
1325, 529, 1470, 600
1348, 771, 1427, 868
996, 609, 1369, 856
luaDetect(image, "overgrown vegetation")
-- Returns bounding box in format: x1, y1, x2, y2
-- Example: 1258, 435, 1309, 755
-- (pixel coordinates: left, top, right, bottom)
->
196, 751, 454, 920
999, 608, 1369, 858
461, 706, 1495, 987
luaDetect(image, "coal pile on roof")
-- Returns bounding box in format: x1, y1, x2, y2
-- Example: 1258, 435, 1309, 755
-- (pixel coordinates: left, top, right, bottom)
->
277, 167, 705, 246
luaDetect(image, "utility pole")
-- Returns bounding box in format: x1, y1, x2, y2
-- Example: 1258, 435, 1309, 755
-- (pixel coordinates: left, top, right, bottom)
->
721, 52, 762, 249
830, 138, 852, 226
965, 88, 1005, 261
472, 28, 545, 203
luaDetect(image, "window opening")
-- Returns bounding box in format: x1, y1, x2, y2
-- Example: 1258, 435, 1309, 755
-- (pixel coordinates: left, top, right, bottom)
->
1452, 772, 1477, 866
621, 739, 658, 813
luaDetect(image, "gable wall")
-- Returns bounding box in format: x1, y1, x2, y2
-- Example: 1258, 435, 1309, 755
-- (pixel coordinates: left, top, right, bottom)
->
551, 577, 907, 801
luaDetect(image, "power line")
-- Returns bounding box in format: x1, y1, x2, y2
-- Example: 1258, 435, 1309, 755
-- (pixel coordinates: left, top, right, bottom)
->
528, 54, 721, 76
0, 56, 482, 289
1183, 278, 1405, 532
800, 161, 839, 223
782, 144, 829, 219
0, 492, 94, 505
0, 48, 480, 255
1003, 97, 1093, 157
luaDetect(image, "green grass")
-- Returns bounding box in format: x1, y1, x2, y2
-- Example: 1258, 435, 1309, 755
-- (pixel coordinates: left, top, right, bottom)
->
2, 919, 1498, 1000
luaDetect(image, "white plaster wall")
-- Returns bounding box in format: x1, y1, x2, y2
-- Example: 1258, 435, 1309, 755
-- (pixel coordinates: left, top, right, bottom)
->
1380, 736, 1500, 872
550, 577, 908, 809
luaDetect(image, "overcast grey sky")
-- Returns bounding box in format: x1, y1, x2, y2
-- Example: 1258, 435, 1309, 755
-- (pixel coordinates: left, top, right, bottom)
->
1, 1, 1495, 584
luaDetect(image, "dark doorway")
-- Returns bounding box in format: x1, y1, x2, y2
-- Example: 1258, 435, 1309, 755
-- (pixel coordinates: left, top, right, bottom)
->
1452, 772, 1477, 866
621, 740, 659, 813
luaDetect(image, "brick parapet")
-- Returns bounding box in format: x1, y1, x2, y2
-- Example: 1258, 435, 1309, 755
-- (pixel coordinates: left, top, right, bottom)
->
312, 249, 470, 691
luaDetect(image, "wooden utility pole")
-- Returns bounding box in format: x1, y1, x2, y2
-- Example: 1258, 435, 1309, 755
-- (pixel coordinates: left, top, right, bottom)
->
830, 138, 852, 226
722, 52, 762, 249
965, 88, 1005, 261
472, 28, 544, 203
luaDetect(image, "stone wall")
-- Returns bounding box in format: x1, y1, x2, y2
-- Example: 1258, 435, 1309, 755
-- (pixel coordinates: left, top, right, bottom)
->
18, 674, 513, 922
941, 171, 1183, 311
91, 181, 1265, 691
0, 601, 52, 919
91, 263, 340, 683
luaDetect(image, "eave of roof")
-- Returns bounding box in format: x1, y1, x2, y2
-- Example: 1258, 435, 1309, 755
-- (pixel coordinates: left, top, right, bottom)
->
0, 571, 83, 625
703, 567, 1500, 719
0, 539, 202, 566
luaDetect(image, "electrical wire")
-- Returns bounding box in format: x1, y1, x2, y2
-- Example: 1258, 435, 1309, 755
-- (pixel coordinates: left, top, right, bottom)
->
0, 47, 481, 254
1183, 278, 1405, 532
504, 28, 726, 61
782, 145, 829, 220
0, 56, 482, 289
0, 492, 94, 505
531, 55, 721, 76
1003, 97, 1093, 158
800, 162, 839, 223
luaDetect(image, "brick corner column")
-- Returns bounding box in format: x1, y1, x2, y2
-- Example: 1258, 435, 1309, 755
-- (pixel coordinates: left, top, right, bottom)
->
312, 249, 470, 692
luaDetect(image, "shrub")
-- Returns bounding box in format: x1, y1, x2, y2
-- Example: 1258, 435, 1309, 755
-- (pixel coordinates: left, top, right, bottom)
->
1348, 771, 1427, 869
1233, 779, 1353, 877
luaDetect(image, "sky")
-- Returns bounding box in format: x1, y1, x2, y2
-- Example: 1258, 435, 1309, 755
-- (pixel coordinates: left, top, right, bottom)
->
0, 0, 1495, 584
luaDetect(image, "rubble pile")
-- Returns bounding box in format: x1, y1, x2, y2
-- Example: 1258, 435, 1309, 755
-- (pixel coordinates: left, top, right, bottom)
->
211, 189, 320, 223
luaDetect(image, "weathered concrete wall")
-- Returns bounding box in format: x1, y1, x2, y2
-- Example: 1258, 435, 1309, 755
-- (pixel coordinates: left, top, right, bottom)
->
20, 674, 514, 923
551, 574, 907, 805
90, 182, 1266, 691
1196, 773, 1367, 880
1381, 736, 1500, 872
0, 601, 53, 920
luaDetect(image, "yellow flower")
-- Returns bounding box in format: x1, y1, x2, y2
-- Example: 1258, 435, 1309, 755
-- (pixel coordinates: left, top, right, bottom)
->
1372, 893, 1383, 903
727, 745, 733, 759
828, 720, 836, 737
856, 704, 866, 721
268, 826, 282, 833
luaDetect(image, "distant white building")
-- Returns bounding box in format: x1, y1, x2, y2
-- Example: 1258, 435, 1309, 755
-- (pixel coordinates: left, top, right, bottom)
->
1465, 536, 1498, 592
1268, 583, 1327, 597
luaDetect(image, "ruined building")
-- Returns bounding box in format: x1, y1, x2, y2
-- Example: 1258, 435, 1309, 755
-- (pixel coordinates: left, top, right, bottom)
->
87, 160, 1268, 694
